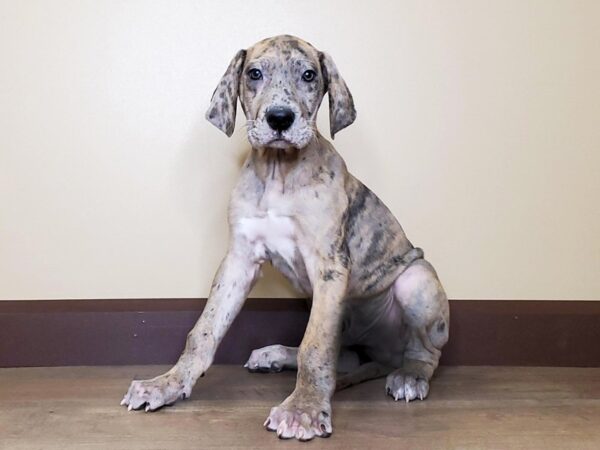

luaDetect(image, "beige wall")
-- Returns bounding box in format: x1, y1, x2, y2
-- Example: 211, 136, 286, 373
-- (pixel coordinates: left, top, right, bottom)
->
1, 1, 598, 300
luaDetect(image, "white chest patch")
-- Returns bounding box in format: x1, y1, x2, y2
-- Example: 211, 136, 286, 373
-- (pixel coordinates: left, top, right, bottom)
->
237, 211, 298, 264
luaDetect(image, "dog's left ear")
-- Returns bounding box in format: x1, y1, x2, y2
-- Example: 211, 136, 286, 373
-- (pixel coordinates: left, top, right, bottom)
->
319, 51, 357, 139
206, 49, 247, 137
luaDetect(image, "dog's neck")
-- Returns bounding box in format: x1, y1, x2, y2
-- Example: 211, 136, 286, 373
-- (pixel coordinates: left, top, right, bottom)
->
250, 133, 327, 184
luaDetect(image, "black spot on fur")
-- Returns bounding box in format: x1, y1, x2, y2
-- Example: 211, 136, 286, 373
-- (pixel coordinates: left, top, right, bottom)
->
343, 184, 371, 239
338, 239, 350, 268
364, 277, 383, 293
363, 229, 385, 268
284, 38, 309, 57
322, 269, 341, 281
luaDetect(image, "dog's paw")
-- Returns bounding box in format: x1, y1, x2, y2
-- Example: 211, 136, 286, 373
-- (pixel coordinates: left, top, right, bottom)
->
385, 370, 429, 402
120, 372, 192, 412
244, 345, 291, 373
264, 393, 332, 441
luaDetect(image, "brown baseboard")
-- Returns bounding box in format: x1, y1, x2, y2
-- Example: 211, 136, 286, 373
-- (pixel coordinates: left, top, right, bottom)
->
1, 299, 598, 368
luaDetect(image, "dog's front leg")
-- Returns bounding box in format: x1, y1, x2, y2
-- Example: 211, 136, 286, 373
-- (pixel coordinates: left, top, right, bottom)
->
265, 263, 348, 441
121, 245, 260, 411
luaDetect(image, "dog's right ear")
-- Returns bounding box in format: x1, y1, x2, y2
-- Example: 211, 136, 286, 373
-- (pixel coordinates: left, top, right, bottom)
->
206, 49, 246, 137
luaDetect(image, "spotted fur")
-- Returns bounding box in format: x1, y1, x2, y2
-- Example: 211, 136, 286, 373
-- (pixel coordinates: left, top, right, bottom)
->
122, 35, 449, 443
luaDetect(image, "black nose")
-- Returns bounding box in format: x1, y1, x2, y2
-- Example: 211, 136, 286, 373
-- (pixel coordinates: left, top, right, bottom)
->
266, 107, 295, 132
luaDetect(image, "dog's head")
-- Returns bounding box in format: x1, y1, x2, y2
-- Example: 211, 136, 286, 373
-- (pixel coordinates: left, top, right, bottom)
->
206, 35, 356, 149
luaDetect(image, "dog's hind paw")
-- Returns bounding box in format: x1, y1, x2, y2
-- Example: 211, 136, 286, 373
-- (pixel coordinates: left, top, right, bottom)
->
385, 370, 429, 402
245, 344, 294, 373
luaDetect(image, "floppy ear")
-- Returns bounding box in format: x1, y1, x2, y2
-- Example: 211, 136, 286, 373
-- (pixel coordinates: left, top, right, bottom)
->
206, 49, 246, 137
319, 51, 357, 139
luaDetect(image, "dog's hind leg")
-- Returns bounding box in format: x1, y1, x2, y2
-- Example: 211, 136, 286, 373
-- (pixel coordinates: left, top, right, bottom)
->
386, 259, 449, 402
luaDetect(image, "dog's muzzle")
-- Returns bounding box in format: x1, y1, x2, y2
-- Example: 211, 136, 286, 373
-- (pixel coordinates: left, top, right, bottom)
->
247, 103, 314, 149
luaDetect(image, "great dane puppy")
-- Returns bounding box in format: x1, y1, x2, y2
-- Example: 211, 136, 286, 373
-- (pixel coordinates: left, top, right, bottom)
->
121, 35, 449, 441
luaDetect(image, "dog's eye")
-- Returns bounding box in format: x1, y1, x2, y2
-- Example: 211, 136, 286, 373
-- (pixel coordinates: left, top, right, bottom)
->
247, 69, 263, 81
302, 70, 316, 82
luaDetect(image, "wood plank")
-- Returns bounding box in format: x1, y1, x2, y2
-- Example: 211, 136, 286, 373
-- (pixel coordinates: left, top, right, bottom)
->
0, 365, 599, 449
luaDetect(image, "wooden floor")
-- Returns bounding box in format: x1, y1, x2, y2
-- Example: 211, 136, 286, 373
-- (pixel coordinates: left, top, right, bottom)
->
1, 365, 599, 449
